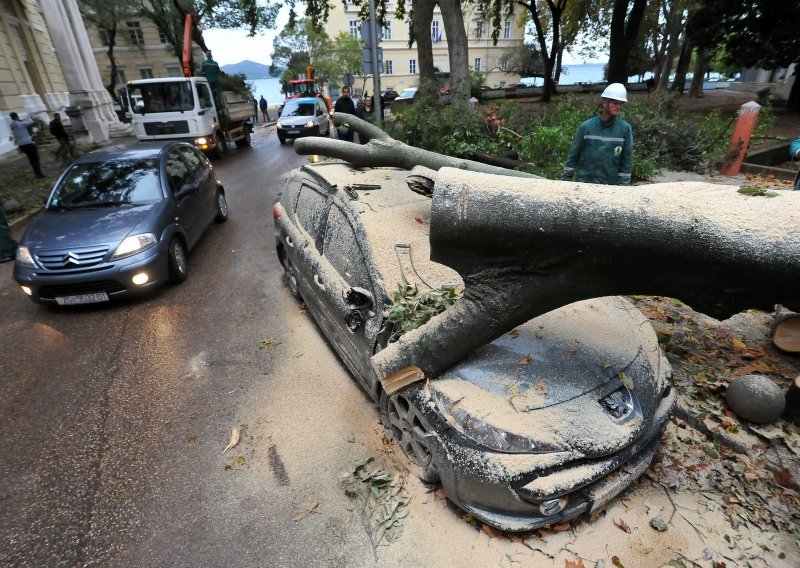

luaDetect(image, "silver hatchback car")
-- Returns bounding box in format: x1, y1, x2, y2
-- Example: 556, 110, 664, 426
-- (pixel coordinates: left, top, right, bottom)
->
276, 97, 331, 144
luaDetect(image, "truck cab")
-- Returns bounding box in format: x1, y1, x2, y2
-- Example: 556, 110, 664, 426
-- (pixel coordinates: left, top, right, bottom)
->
127, 77, 254, 158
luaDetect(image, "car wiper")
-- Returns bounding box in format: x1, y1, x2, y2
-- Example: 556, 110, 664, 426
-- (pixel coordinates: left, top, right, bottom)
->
80, 202, 129, 208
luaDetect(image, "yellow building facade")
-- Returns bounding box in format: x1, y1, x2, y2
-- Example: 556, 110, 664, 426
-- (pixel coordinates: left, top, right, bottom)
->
326, 2, 525, 94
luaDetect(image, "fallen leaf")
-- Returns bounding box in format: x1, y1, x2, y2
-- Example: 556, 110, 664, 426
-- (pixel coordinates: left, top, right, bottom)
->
619, 371, 635, 390
534, 380, 548, 395
772, 468, 795, 488
518, 355, 533, 365
414, 216, 424, 224
611, 556, 625, 568
294, 499, 320, 522
186, 434, 198, 443
259, 337, 282, 349
482, 524, 501, 538
222, 427, 240, 454
565, 559, 586, 568
509, 329, 520, 338
731, 338, 748, 351
614, 518, 632, 533
565, 350, 577, 356
552, 522, 571, 532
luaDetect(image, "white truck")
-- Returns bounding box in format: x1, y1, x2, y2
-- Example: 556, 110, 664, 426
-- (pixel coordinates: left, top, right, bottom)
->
126, 76, 255, 158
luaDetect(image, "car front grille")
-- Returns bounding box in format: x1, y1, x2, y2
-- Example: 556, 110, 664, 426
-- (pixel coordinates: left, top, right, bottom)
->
143, 121, 190, 136
38, 280, 126, 300
37, 246, 109, 270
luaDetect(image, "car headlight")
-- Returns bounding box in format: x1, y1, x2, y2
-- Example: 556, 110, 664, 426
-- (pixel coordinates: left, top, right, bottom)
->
111, 233, 157, 260
195, 137, 208, 145
433, 391, 563, 454
15, 245, 38, 268
305, 120, 315, 128
276, 122, 283, 129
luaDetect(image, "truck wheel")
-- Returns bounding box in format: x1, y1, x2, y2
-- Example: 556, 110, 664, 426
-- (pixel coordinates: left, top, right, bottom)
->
235, 129, 251, 147
211, 131, 227, 159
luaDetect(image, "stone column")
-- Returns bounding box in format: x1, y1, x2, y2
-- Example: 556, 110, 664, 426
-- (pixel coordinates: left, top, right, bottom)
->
39, 0, 129, 141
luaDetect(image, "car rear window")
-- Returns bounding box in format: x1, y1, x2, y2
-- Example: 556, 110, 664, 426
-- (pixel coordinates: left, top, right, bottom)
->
48, 159, 162, 209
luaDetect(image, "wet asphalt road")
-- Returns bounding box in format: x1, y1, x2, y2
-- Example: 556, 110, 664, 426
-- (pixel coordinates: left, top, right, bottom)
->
0, 130, 385, 567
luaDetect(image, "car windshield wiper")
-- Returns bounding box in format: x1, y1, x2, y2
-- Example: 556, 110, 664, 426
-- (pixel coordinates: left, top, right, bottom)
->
76, 202, 131, 209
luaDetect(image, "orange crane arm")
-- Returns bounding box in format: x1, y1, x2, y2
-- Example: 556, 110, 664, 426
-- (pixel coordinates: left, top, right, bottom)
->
182, 14, 193, 77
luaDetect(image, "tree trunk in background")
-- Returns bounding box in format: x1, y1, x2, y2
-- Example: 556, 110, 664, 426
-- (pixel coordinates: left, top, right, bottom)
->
607, 0, 648, 84
656, 6, 684, 91
412, 0, 437, 97
689, 47, 709, 97
670, 38, 693, 93
438, 0, 470, 100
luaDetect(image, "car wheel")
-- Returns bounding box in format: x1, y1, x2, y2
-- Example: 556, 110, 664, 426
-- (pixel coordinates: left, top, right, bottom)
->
235, 128, 251, 147
278, 132, 286, 145
214, 189, 228, 223
168, 237, 188, 283
380, 387, 440, 483
285, 266, 301, 300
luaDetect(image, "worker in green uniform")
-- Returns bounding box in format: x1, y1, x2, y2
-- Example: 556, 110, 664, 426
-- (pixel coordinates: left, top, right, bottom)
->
562, 83, 633, 186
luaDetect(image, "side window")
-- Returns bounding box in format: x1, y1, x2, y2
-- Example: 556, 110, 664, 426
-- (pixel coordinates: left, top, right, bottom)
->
165, 150, 190, 194
178, 146, 203, 176
196, 83, 212, 108
295, 183, 328, 238
323, 203, 371, 289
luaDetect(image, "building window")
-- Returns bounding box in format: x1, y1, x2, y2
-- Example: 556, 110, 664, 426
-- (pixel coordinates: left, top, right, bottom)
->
475, 21, 484, 40
431, 21, 441, 43
159, 29, 168, 44
382, 21, 392, 40
166, 66, 181, 76
503, 20, 511, 40
385, 60, 393, 75
474, 58, 482, 72
499, 57, 508, 72
127, 22, 144, 46
349, 20, 359, 38
140, 68, 154, 79
409, 59, 417, 74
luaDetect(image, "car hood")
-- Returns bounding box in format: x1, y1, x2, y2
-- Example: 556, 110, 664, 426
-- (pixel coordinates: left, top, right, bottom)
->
23, 204, 158, 250
279, 115, 321, 127
428, 297, 669, 457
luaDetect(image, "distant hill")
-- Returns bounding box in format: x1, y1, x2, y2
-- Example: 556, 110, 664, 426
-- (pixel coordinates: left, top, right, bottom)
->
221, 60, 272, 79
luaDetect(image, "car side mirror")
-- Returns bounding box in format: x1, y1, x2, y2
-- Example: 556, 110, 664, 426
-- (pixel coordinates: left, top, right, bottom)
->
345, 287, 373, 310
176, 183, 197, 200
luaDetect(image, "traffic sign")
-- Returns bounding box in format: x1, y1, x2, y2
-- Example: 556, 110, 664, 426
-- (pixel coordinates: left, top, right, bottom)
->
360, 21, 381, 48
342, 73, 354, 87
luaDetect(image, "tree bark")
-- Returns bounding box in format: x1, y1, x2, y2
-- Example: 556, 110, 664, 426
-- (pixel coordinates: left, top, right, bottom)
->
412, 0, 437, 98
438, 0, 469, 100
656, 4, 683, 92
689, 47, 709, 97
371, 169, 800, 384
670, 38, 693, 93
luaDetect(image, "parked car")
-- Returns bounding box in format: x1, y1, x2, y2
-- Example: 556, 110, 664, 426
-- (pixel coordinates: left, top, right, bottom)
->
391, 87, 418, 109
381, 89, 400, 104
273, 163, 675, 532
276, 97, 331, 144
14, 141, 228, 305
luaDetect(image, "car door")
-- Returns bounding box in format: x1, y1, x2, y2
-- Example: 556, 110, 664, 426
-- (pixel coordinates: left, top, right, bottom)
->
178, 145, 216, 227
165, 148, 203, 246
314, 200, 379, 385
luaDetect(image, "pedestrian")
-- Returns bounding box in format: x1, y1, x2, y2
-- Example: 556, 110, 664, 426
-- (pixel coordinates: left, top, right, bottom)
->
0, 191, 17, 263
562, 83, 633, 186
9, 112, 45, 179
49, 113, 76, 163
791, 134, 800, 190
332, 86, 357, 143
259, 95, 270, 123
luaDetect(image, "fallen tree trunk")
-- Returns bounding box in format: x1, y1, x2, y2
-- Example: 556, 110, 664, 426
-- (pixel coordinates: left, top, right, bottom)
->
293, 114, 538, 178
372, 169, 800, 389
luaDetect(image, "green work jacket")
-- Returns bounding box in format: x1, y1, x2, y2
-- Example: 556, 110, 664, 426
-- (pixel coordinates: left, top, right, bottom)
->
563, 115, 633, 186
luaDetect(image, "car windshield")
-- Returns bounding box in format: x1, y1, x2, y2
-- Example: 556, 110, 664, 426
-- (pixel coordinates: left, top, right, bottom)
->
48, 159, 162, 209
281, 100, 317, 117
128, 82, 194, 114
398, 88, 417, 98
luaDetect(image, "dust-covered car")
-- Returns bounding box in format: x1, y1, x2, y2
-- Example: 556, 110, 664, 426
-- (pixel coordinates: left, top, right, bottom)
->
273, 162, 676, 532
276, 97, 331, 144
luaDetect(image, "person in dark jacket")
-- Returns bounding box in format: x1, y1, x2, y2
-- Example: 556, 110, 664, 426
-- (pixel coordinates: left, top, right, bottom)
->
49, 113, 76, 163
259, 95, 270, 122
333, 86, 356, 142
562, 83, 633, 186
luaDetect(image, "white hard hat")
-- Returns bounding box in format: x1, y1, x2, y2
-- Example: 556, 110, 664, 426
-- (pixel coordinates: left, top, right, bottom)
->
601, 83, 628, 102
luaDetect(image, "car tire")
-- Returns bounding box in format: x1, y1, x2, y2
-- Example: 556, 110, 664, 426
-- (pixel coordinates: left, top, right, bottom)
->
235, 128, 251, 147
214, 189, 228, 223
168, 237, 189, 284
380, 387, 440, 483
278, 132, 286, 145
285, 266, 301, 300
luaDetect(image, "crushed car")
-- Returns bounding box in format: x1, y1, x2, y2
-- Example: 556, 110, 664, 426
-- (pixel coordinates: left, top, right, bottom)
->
273, 114, 800, 532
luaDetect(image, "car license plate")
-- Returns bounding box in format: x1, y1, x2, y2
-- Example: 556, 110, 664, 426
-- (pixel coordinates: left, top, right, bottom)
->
55, 292, 110, 305
287, 130, 300, 134
588, 452, 653, 514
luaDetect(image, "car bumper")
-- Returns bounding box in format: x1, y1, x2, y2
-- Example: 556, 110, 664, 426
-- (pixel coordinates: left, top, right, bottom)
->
425, 387, 676, 532
13, 242, 171, 305
278, 125, 320, 139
